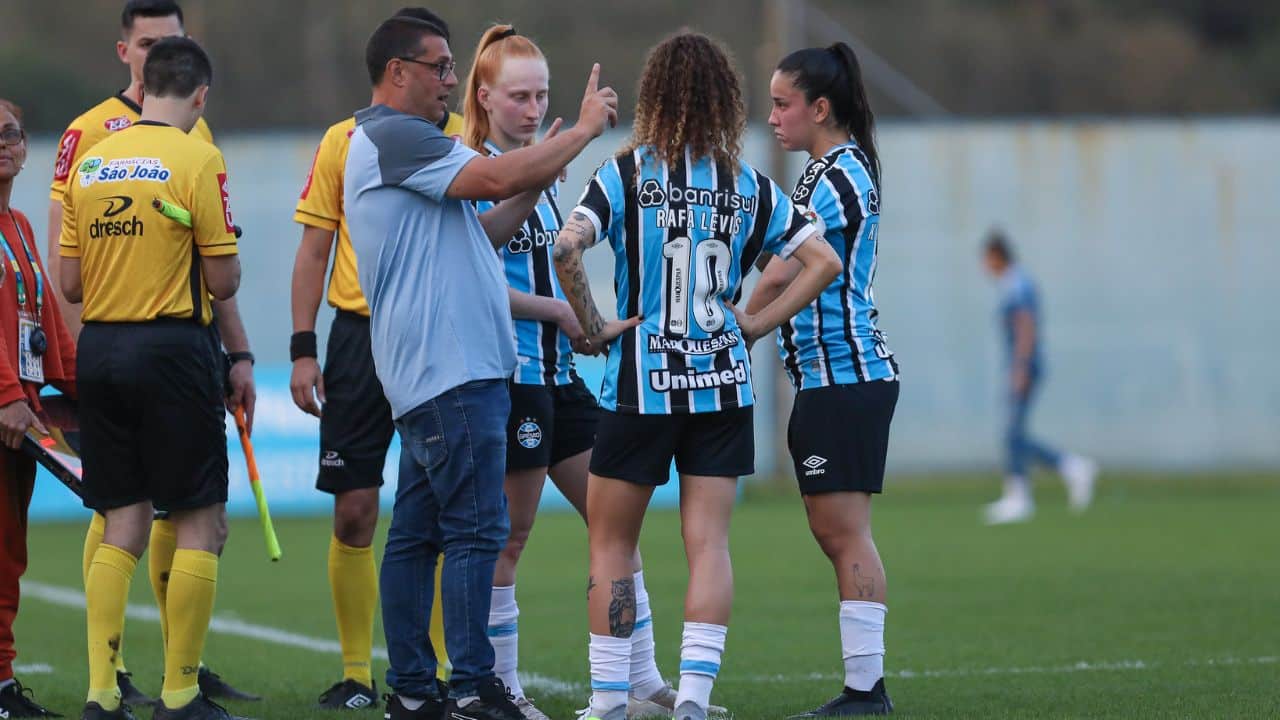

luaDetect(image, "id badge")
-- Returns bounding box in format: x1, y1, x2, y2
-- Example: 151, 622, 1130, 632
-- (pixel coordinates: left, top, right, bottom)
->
18, 312, 44, 384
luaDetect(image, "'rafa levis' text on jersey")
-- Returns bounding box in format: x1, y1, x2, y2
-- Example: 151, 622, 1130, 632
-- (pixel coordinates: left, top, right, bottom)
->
779, 141, 898, 389
574, 145, 817, 415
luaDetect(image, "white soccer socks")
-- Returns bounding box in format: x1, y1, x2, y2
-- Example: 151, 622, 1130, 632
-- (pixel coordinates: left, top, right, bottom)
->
840, 600, 887, 691
488, 585, 523, 698
589, 633, 633, 713
628, 571, 666, 698
675, 621, 727, 711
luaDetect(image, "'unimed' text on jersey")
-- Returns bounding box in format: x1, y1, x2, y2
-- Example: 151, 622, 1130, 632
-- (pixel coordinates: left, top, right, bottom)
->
475, 141, 574, 386
574, 146, 816, 414
779, 142, 898, 389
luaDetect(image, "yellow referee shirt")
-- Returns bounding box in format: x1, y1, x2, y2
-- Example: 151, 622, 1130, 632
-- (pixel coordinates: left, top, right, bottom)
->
51, 92, 214, 202
294, 110, 464, 316
59, 121, 238, 325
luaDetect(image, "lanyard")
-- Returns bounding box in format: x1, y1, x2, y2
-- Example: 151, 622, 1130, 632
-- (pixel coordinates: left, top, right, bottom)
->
0, 212, 44, 317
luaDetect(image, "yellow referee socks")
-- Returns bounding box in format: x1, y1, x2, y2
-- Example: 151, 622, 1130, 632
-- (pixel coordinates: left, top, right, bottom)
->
431, 560, 450, 680
149, 517, 179, 648
328, 536, 377, 687
161, 549, 218, 710
83, 513, 129, 674
85, 543, 137, 711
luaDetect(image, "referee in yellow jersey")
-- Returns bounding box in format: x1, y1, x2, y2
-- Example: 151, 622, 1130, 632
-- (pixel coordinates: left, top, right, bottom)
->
60, 37, 251, 720
47, 0, 257, 705
289, 7, 461, 710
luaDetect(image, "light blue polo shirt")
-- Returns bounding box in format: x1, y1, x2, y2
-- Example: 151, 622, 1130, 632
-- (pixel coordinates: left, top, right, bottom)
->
345, 104, 516, 419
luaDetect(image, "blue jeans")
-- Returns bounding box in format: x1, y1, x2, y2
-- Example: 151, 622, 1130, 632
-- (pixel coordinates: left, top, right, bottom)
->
1006, 372, 1062, 477
381, 379, 511, 699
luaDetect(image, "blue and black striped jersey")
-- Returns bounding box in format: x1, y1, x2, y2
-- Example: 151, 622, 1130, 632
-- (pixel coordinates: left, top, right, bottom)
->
573, 145, 816, 414
778, 141, 898, 389
475, 141, 575, 386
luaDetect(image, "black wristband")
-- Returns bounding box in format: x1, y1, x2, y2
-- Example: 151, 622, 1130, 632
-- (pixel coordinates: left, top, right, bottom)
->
227, 350, 255, 366
290, 331, 318, 361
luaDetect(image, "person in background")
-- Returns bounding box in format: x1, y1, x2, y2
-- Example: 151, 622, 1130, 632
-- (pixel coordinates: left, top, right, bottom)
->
0, 98, 78, 719
981, 229, 1097, 525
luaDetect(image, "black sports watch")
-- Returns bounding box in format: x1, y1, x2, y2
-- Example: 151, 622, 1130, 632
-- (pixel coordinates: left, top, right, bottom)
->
227, 351, 255, 366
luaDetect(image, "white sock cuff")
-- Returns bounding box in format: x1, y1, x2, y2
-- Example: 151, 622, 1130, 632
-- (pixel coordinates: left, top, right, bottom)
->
489, 585, 518, 626
589, 632, 633, 691
680, 622, 727, 678
840, 601, 886, 656
633, 570, 648, 597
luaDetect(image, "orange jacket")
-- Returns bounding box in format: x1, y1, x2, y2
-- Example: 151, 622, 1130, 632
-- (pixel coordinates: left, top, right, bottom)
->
0, 208, 76, 411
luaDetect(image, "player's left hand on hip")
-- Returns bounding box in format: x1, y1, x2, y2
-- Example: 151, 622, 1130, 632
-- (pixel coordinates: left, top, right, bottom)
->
586, 315, 642, 356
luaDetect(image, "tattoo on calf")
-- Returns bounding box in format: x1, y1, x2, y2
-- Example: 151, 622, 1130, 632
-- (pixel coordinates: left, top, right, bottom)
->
852, 563, 876, 599
607, 577, 637, 637
587, 575, 597, 598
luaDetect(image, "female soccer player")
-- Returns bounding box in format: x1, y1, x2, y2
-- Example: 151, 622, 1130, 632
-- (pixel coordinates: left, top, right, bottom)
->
752, 43, 900, 717
553, 32, 841, 720
463, 25, 683, 720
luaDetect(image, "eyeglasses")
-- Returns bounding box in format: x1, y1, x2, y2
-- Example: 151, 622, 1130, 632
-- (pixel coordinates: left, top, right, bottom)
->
396, 56, 456, 81
0, 128, 24, 147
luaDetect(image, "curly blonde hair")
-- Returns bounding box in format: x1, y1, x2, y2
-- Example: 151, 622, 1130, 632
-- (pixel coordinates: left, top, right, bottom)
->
624, 32, 745, 168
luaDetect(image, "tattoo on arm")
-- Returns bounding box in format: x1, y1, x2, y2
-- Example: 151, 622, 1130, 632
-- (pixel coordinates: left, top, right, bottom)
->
553, 228, 606, 339
561, 212, 595, 245
852, 563, 876, 599
607, 578, 636, 637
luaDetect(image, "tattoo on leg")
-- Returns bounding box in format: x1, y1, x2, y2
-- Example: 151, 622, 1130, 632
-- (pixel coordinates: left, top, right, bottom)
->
852, 563, 875, 599
607, 578, 636, 637
587, 575, 596, 598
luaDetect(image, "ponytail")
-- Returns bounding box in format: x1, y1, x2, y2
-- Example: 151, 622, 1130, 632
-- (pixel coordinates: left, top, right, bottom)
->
777, 42, 879, 181
462, 24, 547, 153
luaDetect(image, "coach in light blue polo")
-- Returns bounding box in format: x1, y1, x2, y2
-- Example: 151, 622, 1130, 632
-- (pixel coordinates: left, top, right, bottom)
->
341, 12, 619, 716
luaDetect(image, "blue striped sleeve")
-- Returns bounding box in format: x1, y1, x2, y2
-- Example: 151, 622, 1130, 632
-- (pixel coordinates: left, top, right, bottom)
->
572, 156, 624, 245
761, 177, 818, 259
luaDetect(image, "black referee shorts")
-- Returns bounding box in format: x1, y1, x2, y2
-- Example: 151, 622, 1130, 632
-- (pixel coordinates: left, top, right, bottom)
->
317, 311, 395, 494
788, 380, 899, 495
77, 320, 228, 513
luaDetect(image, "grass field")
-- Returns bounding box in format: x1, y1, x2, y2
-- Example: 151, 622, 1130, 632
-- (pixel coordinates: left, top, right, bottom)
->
13, 473, 1280, 719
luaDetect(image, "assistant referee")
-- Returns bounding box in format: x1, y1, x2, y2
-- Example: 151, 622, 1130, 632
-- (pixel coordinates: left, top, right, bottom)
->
60, 37, 247, 720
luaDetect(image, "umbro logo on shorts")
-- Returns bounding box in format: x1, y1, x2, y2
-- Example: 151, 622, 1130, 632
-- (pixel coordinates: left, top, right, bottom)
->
802, 455, 828, 476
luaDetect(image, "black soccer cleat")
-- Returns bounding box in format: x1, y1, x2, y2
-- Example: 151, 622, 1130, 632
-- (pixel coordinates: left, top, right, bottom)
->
442, 677, 523, 720
788, 678, 894, 717
0, 678, 64, 717
382, 692, 445, 720
318, 679, 379, 710
117, 672, 157, 708
196, 668, 260, 703
78, 701, 134, 720
151, 693, 252, 720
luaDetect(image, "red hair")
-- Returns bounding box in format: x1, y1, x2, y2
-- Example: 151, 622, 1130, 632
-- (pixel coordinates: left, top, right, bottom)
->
462, 24, 547, 153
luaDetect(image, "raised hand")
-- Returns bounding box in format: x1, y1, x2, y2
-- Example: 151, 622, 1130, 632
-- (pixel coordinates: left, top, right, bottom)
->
578, 63, 619, 139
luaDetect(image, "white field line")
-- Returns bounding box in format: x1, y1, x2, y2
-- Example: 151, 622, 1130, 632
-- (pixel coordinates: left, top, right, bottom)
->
22, 580, 1276, 697
14, 662, 55, 674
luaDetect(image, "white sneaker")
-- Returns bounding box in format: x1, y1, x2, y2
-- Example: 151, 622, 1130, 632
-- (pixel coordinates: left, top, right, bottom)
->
576, 702, 628, 720
1061, 455, 1098, 512
983, 483, 1034, 525
626, 684, 730, 719
515, 696, 552, 720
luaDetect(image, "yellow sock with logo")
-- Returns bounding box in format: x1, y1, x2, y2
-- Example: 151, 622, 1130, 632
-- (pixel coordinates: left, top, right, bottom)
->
82, 513, 129, 673
328, 536, 377, 687
148, 517, 178, 648
85, 544, 137, 710
161, 550, 218, 710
